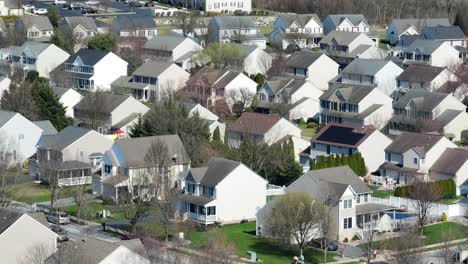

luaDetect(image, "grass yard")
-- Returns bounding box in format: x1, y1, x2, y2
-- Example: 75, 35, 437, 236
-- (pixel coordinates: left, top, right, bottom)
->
258, 25, 273, 36
12, 182, 91, 204
437, 196, 465, 205
157, 24, 177, 35
369, 186, 393, 199
298, 123, 317, 138
61, 202, 126, 223
188, 222, 336, 264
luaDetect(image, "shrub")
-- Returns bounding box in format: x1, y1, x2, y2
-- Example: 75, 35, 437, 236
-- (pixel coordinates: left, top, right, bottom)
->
306, 122, 316, 129
441, 212, 447, 222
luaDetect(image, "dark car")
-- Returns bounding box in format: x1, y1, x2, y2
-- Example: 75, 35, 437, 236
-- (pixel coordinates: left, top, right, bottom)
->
51, 225, 69, 242
82, 7, 97, 13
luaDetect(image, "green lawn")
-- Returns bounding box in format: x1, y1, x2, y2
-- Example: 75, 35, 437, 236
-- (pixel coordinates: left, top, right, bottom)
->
12, 182, 91, 204
258, 25, 273, 35
156, 24, 177, 35
188, 222, 335, 264
369, 186, 393, 199
61, 202, 126, 223
437, 196, 465, 205
298, 123, 317, 138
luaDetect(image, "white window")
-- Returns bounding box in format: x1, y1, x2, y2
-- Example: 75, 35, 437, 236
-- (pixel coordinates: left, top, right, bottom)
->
343, 199, 353, 209
356, 195, 361, 204
18, 134, 24, 140
364, 194, 369, 203
344, 217, 352, 229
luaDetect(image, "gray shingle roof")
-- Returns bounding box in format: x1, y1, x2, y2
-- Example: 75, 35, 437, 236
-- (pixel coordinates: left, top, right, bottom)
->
16, 42, 52, 58
132, 60, 174, 78
326, 14, 368, 27
356, 203, 397, 215
430, 109, 464, 131
390, 18, 451, 34
51, 87, 71, 98
0, 207, 23, 234
64, 16, 98, 32
198, 158, 241, 187
144, 35, 187, 51
19, 16, 53, 31
278, 14, 322, 27
0, 18, 6, 32
393, 89, 448, 111
40, 126, 91, 151
430, 148, 468, 175
385, 132, 444, 154
0, 110, 17, 127
52, 237, 122, 264
65, 48, 110, 66
396, 64, 445, 83
212, 16, 256, 29
112, 15, 157, 30
320, 31, 363, 46
342, 58, 393, 76
421, 25, 465, 40
401, 39, 444, 54
320, 84, 374, 104
34, 120, 58, 135
74, 93, 130, 114
286, 51, 323, 69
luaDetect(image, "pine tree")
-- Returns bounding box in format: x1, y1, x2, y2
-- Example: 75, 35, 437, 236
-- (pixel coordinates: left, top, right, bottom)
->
1, 82, 39, 121
310, 159, 316, 170
129, 115, 146, 137
341, 154, 347, 167
336, 154, 342, 166
287, 138, 295, 161
212, 126, 222, 143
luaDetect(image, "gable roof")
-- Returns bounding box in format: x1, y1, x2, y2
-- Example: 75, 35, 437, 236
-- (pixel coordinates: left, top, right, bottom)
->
286, 51, 323, 69
401, 39, 444, 54
0, 208, 50, 235
430, 148, 468, 175
187, 68, 241, 88
74, 93, 130, 114
385, 131, 444, 154
342, 58, 393, 76
393, 89, 448, 111
320, 31, 364, 46
52, 237, 123, 263
144, 35, 188, 51
0, 18, 6, 32
113, 15, 157, 30
212, 16, 256, 29
115, 134, 189, 168
51, 87, 72, 98
326, 14, 368, 26
390, 18, 450, 33
421, 25, 465, 40
19, 16, 53, 31
186, 158, 241, 187
320, 84, 374, 104
228, 112, 281, 136
64, 16, 98, 32
0, 110, 17, 127
396, 64, 445, 83
311, 123, 376, 148
278, 14, 322, 27
65, 48, 110, 66
39, 126, 91, 151
34, 120, 58, 135
16, 42, 53, 58
132, 60, 174, 77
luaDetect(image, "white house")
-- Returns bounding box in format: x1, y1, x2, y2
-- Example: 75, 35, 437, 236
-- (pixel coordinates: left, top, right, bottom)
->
32, 126, 114, 186
319, 31, 383, 60
319, 84, 394, 130
307, 123, 392, 172
396, 64, 457, 91
376, 132, 457, 188
112, 61, 190, 102
52, 87, 84, 118
421, 26, 466, 47
73, 93, 150, 135
240, 44, 272, 76
172, 0, 252, 13
0, 75, 11, 99
208, 16, 266, 49
15, 16, 54, 42
322, 14, 377, 41
386, 18, 451, 45
285, 51, 339, 90
0, 208, 57, 264
226, 112, 301, 147
339, 58, 403, 96
112, 16, 158, 39
184, 102, 226, 142
393, 39, 461, 67
0, 0, 24, 15
96, 135, 190, 203
62, 16, 98, 42
177, 158, 267, 224
54, 48, 128, 91
1, 42, 70, 78
430, 148, 468, 195
270, 14, 323, 50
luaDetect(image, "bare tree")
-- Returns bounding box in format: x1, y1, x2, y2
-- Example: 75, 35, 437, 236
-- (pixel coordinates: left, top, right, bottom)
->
409, 180, 442, 235
43, 167, 60, 214
0, 139, 19, 207
197, 230, 237, 264
119, 174, 152, 234
389, 224, 424, 264
266, 51, 288, 77
71, 178, 93, 225
227, 87, 255, 114
360, 220, 378, 264
21, 244, 53, 264
74, 90, 109, 132
174, 12, 196, 37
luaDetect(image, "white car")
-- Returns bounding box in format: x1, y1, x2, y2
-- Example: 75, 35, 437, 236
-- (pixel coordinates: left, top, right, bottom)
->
22, 4, 35, 12
54, 0, 67, 4
33, 8, 48, 15
85, 0, 99, 5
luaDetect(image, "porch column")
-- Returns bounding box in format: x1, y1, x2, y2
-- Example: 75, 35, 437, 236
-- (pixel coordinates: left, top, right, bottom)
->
393, 209, 396, 229
115, 187, 119, 204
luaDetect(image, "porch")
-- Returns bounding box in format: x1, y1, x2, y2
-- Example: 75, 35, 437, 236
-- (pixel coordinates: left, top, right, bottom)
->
178, 193, 217, 224
40, 160, 94, 187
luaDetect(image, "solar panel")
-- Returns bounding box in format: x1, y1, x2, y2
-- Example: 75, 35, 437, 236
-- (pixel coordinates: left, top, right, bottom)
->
316, 126, 365, 146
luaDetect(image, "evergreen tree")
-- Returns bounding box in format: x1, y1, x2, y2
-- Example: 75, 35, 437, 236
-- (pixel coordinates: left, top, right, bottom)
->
88, 33, 117, 52
129, 115, 147, 138
212, 126, 222, 143
47, 7, 60, 28
50, 29, 74, 55
0, 82, 39, 120
286, 138, 295, 161
336, 154, 342, 166
341, 154, 347, 167
275, 160, 303, 186
25, 71, 39, 83
309, 159, 316, 170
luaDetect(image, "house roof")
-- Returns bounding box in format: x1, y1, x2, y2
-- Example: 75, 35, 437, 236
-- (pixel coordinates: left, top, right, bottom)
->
65, 48, 110, 66
286, 51, 323, 69
0, 110, 17, 127
0, 208, 50, 235
177, 192, 214, 205
15, 42, 53, 58
342, 58, 393, 76
74, 93, 130, 114
320, 31, 364, 46
0, 18, 6, 32
240, 44, 257, 58
385, 131, 444, 155
40, 126, 91, 151
228, 112, 280, 136
311, 123, 376, 148
393, 89, 448, 111
51, 237, 126, 263
356, 203, 397, 215
113, 15, 157, 30
212, 16, 256, 29
132, 60, 174, 78
185, 158, 241, 187
431, 109, 464, 131
34, 120, 58, 135
401, 39, 444, 54
115, 134, 189, 168
19, 16, 53, 31
187, 68, 230, 87
40, 160, 93, 171
278, 14, 322, 27
51, 87, 71, 98
320, 84, 374, 104
64, 16, 98, 32
326, 14, 368, 26
396, 64, 445, 83
390, 18, 450, 33
430, 148, 468, 175
421, 25, 464, 40
144, 35, 187, 51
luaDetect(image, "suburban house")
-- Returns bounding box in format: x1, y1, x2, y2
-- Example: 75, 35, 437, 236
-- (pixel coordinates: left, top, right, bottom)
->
73, 93, 150, 135
207, 16, 266, 49
389, 89, 468, 140
31, 126, 114, 186
337, 58, 403, 96
0, 0, 24, 15
46, 237, 149, 264
421, 25, 466, 47
52, 48, 128, 91
96, 135, 190, 203
386, 18, 451, 45
143, 35, 203, 70
51, 87, 84, 118
270, 14, 324, 50
392, 39, 461, 67
194, 0, 252, 13
319, 84, 393, 130
306, 123, 392, 172
112, 61, 190, 102
319, 31, 383, 62
183, 102, 226, 142
0, 110, 44, 163
257, 166, 396, 242
239, 44, 272, 76
322, 14, 378, 41
15, 16, 54, 42
0, 208, 57, 264
226, 112, 301, 147
285, 51, 339, 90
430, 148, 468, 195
0, 17, 6, 36
396, 64, 457, 91
112, 15, 158, 39
61, 16, 98, 42
255, 78, 323, 121
180, 67, 257, 109
33, 120, 58, 136
375, 132, 457, 188
1, 42, 70, 78
177, 157, 267, 225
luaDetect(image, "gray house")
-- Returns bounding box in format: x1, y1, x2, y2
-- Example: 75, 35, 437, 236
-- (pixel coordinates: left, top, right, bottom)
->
208, 16, 266, 49
15, 16, 54, 42
421, 25, 466, 47
112, 15, 157, 39
61, 16, 98, 41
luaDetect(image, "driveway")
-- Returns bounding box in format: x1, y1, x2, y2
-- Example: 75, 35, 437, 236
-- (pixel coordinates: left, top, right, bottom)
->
36, 197, 77, 208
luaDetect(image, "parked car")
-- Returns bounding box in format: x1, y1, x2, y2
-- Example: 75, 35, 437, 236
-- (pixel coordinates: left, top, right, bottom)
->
82, 7, 97, 13
46, 211, 70, 225
50, 225, 69, 242
85, 0, 99, 5
54, 0, 67, 5
33, 8, 48, 15
69, 3, 82, 10
22, 4, 35, 12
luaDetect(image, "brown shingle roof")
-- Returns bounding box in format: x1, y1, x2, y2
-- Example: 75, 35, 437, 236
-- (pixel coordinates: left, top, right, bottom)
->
385, 132, 444, 155
430, 148, 468, 176
396, 64, 445, 83
228, 112, 280, 136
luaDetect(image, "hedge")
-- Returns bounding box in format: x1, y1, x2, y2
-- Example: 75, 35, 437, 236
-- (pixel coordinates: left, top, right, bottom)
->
310, 152, 367, 176
394, 179, 456, 199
